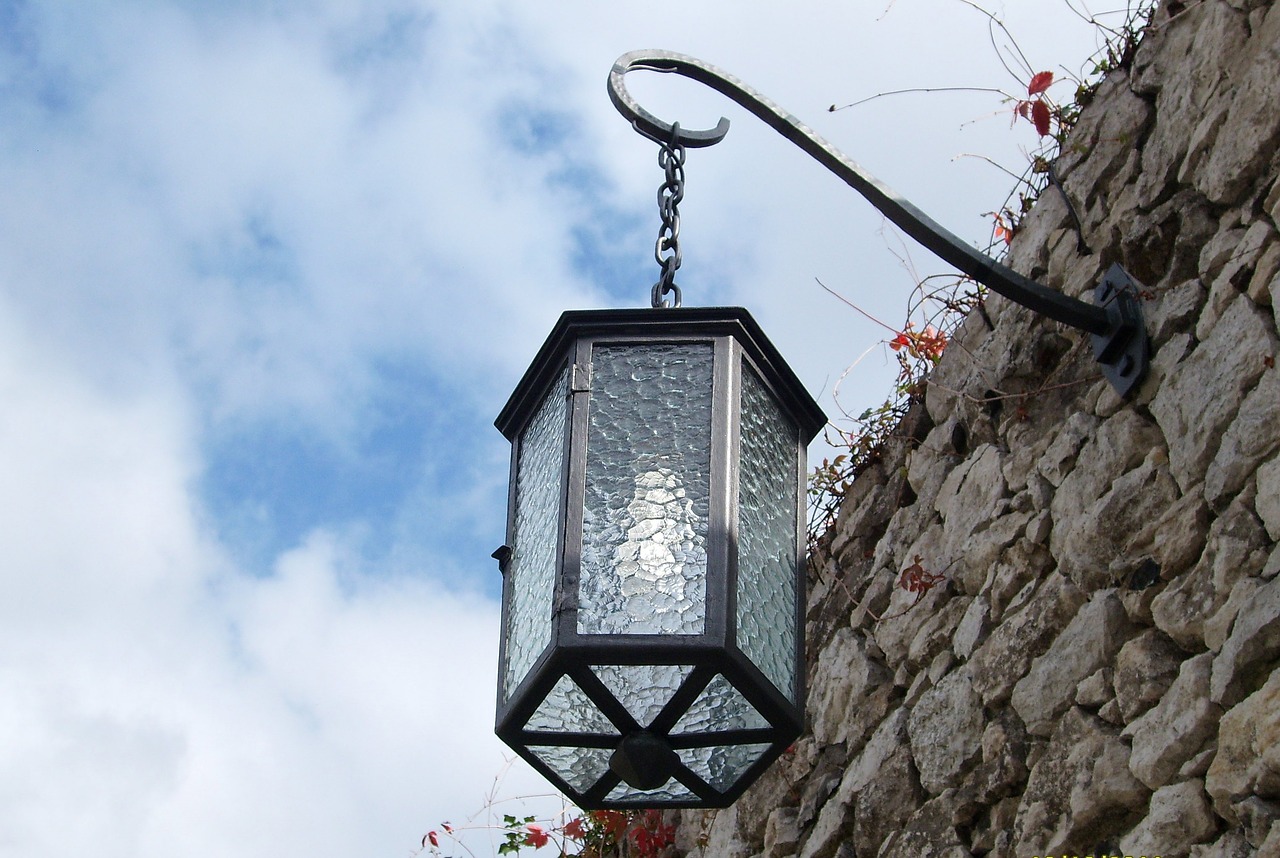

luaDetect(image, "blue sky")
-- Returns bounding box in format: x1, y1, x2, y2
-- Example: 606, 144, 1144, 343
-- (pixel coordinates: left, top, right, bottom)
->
0, 1, 1115, 855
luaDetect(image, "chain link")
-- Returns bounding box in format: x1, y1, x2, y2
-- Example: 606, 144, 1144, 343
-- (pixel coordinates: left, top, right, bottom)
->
651, 127, 686, 308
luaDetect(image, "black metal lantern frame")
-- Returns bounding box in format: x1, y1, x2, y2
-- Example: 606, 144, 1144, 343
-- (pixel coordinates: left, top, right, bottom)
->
494, 307, 825, 809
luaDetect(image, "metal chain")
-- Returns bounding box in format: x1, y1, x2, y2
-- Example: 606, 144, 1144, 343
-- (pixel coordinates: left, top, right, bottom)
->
651, 125, 686, 308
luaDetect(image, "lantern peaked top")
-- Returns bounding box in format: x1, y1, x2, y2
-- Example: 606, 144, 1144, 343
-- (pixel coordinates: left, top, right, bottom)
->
608, 49, 1151, 397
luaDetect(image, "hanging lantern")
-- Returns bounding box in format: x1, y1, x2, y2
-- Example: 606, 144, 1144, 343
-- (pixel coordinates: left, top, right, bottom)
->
493, 306, 824, 809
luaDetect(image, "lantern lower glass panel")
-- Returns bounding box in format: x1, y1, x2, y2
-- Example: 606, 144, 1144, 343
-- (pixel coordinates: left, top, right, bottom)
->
503, 365, 569, 701
678, 743, 773, 792
530, 746, 615, 794
527, 674, 619, 734
736, 367, 801, 701
578, 344, 713, 636
671, 674, 769, 734
591, 664, 693, 728
606, 779, 696, 803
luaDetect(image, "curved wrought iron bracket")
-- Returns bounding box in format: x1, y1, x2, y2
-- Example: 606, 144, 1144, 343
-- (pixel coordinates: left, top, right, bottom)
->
608, 49, 1150, 397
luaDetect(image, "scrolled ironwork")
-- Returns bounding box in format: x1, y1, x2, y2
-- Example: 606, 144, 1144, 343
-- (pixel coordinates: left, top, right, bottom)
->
608, 49, 1150, 397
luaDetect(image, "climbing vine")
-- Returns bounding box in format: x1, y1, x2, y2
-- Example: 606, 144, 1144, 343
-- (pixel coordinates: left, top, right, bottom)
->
807, 0, 1160, 551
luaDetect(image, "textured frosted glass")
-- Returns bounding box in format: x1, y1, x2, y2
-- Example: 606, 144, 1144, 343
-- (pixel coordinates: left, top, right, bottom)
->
526, 674, 619, 735
530, 745, 614, 794
578, 344, 712, 635
503, 366, 568, 701
736, 368, 800, 700
671, 674, 768, 734
678, 743, 772, 791
605, 778, 695, 803
592, 664, 693, 728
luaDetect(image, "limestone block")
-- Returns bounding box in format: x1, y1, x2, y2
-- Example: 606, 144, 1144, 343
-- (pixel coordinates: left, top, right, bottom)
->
1024, 510, 1051, 545
952, 595, 989, 660
762, 808, 798, 858
809, 629, 893, 752
1189, 830, 1257, 858
1114, 628, 1190, 723
1204, 577, 1264, 653
1272, 271, 1280, 332
872, 570, 952, 670
935, 444, 1007, 549
1266, 546, 1280, 581
1248, 242, 1280, 306
1236, 797, 1280, 848
1075, 668, 1114, 709
1196, 4, 1280, 204
982, 539, 1053, 622
1125, 652, 1223, 789
1263, 825, 1280, 858
1012, 708, 1148, 855
794, 745, 841, 830
1211, 573, 1280, 706
1258, 456, 1280, 541
801, 709, 917, 858
1002, 414, 1056, 496
1053, 450, 1181, 591
1134, 1, 1249, 200
1036, 412, 1101, 488
875, 794, 969, 858
1153, 498, 1269, 649
700, 804, 751, 858
1206, 368, 1280, 507
1199, 222, 1280, 341
1148, 278, 1207, 342
1048, 409, 1163, 519
971, 711, 1031, 805
1118, 780, 1219, 854
1127, 490, 1211, 584
970, 796, 1019, 854
907, 596, 970, 668
951, 510, 1032, 595
847, 742, 919, 857
922, 311, 993, 426
906, 421, 961, 510
1011, 591, 1135, 736
1206, 666, 1280, 826
907, 670, 983, 794
1152, 295, 1278, 491
1199, 225, 1252, 285
1057, 70, 1153, 211
968, 573, 1085, 706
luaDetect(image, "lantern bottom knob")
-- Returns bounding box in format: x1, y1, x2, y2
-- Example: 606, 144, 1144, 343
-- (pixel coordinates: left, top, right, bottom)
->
609, 730, 679, 790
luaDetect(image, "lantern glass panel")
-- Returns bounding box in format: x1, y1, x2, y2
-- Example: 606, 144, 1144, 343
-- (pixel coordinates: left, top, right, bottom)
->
735, 366, 801, 701
678, 743, 773, 791
526, 674, 619, 734
671, 674, 769, 734
606, 779, 696, 803
503, 365, 569, 700
530, 746, 615, 794
591, 664, 693, 728
578, 343, 714, 636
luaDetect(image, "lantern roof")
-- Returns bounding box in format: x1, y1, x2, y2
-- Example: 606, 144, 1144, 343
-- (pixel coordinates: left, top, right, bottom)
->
495, 306, 826, 445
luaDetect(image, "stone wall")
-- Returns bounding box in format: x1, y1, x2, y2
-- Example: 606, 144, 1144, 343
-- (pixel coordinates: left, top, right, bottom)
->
679, 1, 1280, 855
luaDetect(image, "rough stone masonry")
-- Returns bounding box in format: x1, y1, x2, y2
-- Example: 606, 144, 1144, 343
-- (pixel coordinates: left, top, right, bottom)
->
673, 0, 1280, 855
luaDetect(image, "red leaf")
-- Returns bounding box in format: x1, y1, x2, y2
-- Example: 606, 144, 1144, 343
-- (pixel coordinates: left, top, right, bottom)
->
563, 818, 586, 840
426, 832, 439, 848
1031, 99, 1051, 137
1027, 70, 1054, 96
524, 824, 549, 849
